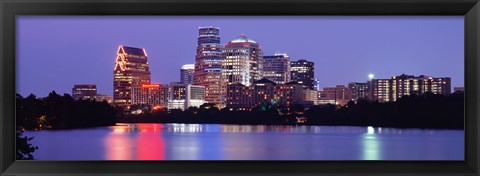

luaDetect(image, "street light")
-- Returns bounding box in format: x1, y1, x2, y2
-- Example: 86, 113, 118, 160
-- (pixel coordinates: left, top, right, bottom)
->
368, 74, 375, 80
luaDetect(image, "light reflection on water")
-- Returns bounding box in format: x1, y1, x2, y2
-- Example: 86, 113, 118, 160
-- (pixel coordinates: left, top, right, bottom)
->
24, 123, 464, 160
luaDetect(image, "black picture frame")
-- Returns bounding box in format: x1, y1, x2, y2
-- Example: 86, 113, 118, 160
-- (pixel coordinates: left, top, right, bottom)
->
1, 0, 479, 175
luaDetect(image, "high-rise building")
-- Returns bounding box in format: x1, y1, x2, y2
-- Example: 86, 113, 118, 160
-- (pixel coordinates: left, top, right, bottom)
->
222, 34, 263, 87
291, 59, 315, 90
348, 82, 370, 101
226, 78, 305, 109
113, 45, 151, 109
263, 53, 290, 85
72, 84, 97, 100
371, 79, 392, 102
131, 84, 163, 108
167, 82, 206, 110
370, 74, 451, 102
193, 26, 223, 107
180, 64, 195, 84
430, 77, 451, 95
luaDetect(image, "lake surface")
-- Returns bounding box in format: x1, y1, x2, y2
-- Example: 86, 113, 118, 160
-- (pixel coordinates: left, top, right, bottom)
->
24, 123, 464, 160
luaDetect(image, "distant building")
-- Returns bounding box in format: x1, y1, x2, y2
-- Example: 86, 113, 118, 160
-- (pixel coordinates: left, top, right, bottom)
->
131, 84, 163, 108
95, 94, 113, 104
305, 89, 319, 105
226, 78, 305, 109
167, 82, 206, 110
454, 87, 464, 92
113, 45, 151, 109
72, 84, 113, 103
348, 82, 370, 101
193, 26, 223, 107
318, 85, 352, 105
291, 59, 315, 90
180, 64, 195, 84
72, 84, 97, 100
222, 34, 263, 87
371, 74, 452, 102
262, 53, 290, 85
371, 79, 392, 102
160, 84, 170, 108
313, 79, 321, 91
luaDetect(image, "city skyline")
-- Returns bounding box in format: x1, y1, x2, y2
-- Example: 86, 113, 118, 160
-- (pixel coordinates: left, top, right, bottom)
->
18, 16, 464, 97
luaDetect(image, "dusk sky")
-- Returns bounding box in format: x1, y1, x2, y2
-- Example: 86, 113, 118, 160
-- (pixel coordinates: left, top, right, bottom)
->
17, 16, 464, 97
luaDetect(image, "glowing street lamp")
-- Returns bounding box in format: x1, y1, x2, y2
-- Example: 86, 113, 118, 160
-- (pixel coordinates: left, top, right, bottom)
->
368, 74, 375, 80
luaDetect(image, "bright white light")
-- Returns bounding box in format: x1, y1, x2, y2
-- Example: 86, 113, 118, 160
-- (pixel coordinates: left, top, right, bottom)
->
368, 74, 375, 80
367, 126, 375, 134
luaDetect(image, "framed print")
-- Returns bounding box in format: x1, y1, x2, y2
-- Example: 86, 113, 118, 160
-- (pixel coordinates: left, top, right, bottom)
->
1, 0, 479, 175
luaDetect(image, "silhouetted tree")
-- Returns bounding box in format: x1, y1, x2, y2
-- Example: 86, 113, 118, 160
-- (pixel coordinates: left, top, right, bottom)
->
16, 130, 38, 160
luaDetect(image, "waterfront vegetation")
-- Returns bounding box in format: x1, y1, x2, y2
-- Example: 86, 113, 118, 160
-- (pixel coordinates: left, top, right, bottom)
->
17, 91, 464, 131
119, 91, 464, 129
16, 91, 116, 130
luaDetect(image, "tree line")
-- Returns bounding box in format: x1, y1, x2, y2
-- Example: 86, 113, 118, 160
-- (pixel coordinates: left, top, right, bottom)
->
120, 91, 464, 129
17, 91, 463, 130
16, 91, 116, 130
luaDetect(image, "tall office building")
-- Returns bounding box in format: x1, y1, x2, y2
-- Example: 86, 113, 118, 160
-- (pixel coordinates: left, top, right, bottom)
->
113, 45, 151, 109
263, 53, 290, 85
291, 59, 315, 90
180, 64, 195, 84
193, 26, 224, 107
222, 34, 263, 87
72, 84, 97, 100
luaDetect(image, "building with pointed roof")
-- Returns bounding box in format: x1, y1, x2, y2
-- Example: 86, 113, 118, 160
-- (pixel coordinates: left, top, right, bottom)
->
113, 45, 151, 109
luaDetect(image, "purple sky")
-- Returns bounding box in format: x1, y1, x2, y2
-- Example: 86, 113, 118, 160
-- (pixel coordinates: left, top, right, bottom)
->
17, 16, 464, 97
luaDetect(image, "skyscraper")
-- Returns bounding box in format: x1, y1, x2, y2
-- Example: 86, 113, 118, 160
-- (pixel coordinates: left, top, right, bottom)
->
113, 45, 151, 109
263, 53, 290, 85
180, 64, 195, 84
291, 59, 315, 90
193, 26, 224, 107
222, 34, 263, 86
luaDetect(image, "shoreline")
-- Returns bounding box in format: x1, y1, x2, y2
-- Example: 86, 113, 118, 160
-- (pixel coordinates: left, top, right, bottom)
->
22, 121, 464, 131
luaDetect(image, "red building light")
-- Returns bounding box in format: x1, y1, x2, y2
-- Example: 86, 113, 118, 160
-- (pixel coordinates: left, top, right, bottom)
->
142, 84, 160, 88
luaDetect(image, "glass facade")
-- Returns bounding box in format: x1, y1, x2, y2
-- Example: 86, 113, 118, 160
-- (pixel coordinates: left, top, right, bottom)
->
180, 64, 195, 84
291, 59, 315, 90
193, 26, 223, 107
263, 53, 290, 85
222, 34, 263, 87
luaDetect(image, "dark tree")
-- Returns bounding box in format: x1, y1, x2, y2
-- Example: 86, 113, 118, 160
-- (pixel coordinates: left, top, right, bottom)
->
16, 130, 38, 160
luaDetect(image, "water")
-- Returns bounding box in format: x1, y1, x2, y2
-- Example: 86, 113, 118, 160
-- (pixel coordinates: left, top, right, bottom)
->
23, 123, 464, 160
